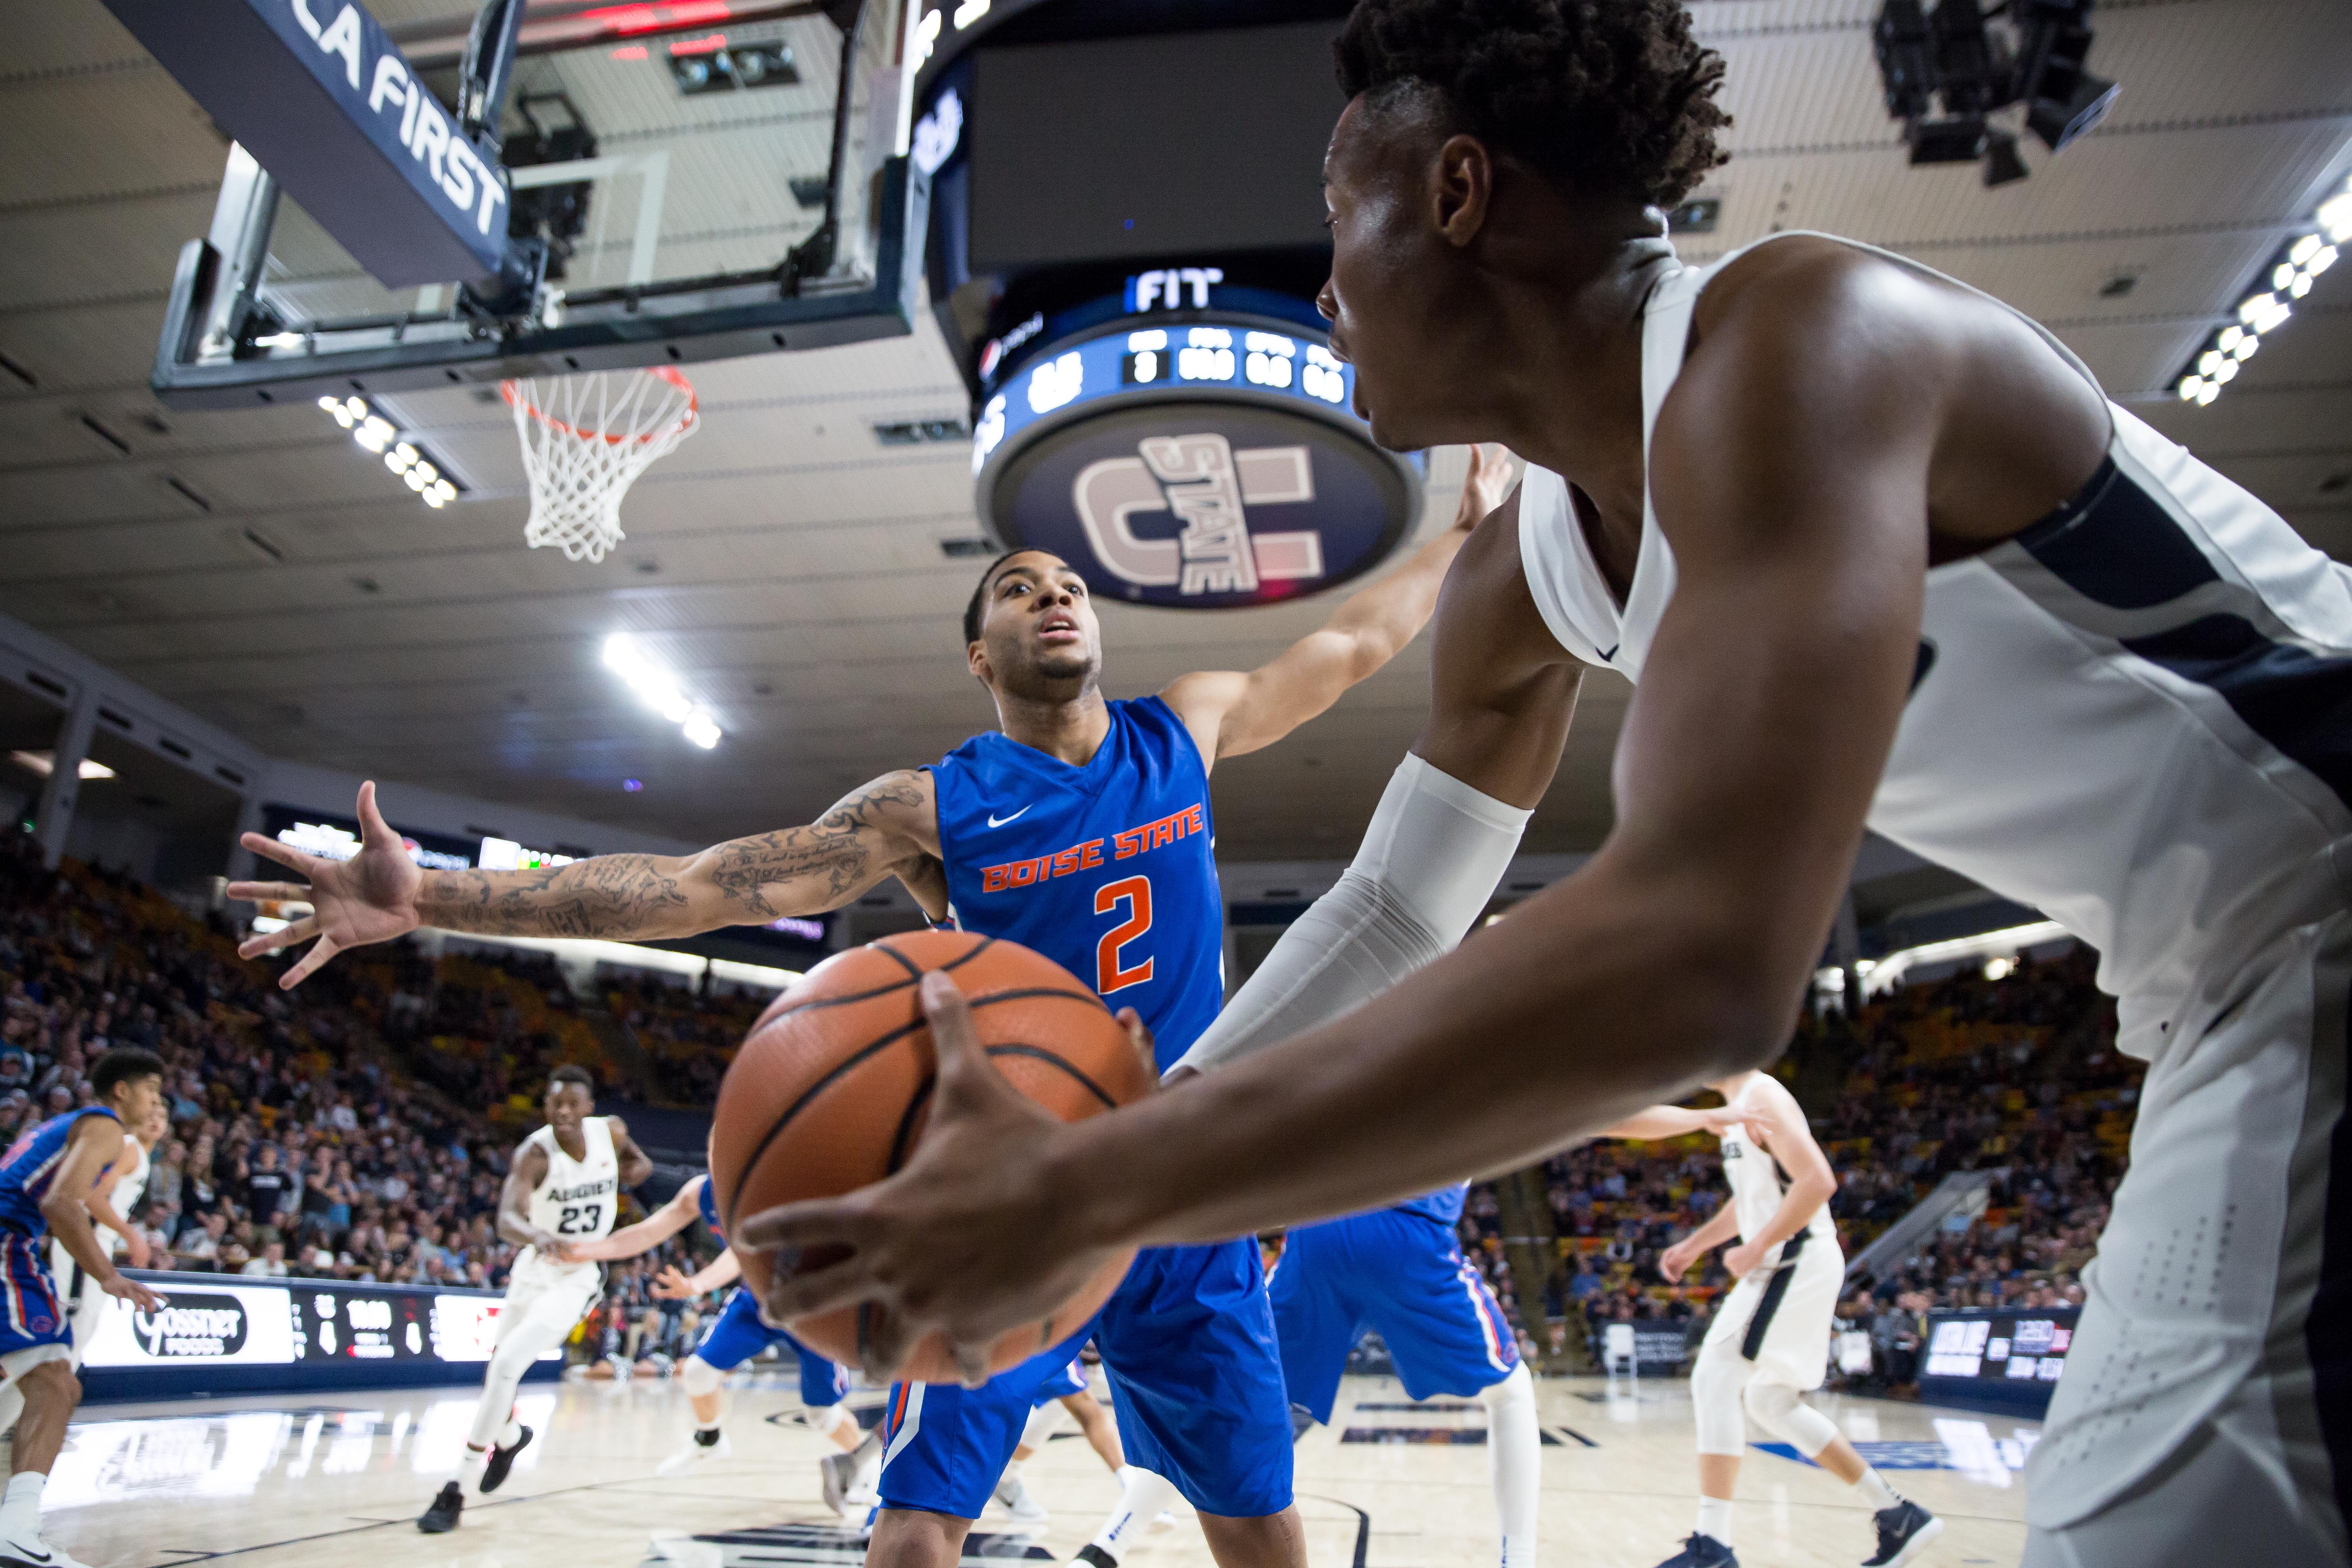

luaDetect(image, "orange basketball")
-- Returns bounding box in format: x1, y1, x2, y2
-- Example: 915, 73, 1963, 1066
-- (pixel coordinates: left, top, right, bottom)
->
708, 929, 1151, 1383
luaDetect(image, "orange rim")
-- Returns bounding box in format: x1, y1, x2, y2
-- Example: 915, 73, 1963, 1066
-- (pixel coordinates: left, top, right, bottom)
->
501, 365, 698, 447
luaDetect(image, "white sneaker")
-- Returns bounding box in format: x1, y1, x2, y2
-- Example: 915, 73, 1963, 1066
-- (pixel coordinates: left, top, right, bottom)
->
0, 1522, 90, 1568
657, 1430, 733, 1476
994, 1473, 1049, 1526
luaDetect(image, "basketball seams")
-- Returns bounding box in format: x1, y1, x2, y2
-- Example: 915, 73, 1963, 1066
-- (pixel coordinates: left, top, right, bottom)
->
734, 992, 1138, 1222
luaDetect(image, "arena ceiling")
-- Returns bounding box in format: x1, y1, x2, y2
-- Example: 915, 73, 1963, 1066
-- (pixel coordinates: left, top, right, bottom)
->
2, 0, 2348, 861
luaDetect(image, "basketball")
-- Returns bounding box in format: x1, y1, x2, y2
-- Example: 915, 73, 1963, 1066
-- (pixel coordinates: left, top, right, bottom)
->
707, 929, 1153, 1382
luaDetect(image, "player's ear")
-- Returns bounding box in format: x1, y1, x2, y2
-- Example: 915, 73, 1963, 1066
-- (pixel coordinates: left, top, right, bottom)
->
1433, 134, 1493, 248
966, 639, 993, 686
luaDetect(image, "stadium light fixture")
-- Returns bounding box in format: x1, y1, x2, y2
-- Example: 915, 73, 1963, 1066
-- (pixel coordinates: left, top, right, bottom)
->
602, 634, 725, 749
2176, 172, 2349, 405
1871, 0, 2118, 186
316, 396, 463, 509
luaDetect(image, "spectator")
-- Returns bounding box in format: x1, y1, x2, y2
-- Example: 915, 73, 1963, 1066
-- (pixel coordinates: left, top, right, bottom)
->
241, 1239, 290, 1279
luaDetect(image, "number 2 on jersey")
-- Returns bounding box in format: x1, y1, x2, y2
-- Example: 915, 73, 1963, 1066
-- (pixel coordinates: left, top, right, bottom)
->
1095, 875, 1154, 994
557, 1202, 601, 1235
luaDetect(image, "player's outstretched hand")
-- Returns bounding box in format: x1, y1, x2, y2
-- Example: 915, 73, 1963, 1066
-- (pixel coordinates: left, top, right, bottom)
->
1452, 442, 1515, 533
228, 781, 424, 989
739, 971, 1124, 1386
104, 1272, 165, 1313
651, 1265, 696, 1300
1659, 1238, 1701, 1283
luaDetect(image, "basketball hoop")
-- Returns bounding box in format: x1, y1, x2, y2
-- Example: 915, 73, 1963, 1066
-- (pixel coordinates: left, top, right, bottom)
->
502, 366, 700, 564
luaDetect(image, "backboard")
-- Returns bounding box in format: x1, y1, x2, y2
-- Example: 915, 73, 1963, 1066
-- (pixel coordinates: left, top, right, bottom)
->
125, 0, 924, 410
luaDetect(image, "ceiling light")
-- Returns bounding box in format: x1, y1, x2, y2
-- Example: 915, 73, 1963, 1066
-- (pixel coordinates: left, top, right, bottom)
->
316, 399, 463, 510
682, 712, 722, 749
8, 751, 114, 781
2175, 180, 2345, 407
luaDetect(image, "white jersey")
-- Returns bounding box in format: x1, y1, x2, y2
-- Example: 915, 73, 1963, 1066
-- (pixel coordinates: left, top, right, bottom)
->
1520, 231, 2352, 1063
56, 1136, 149, 1270
514, 1118, 618, 1281
1719, 1120, 1835, 1260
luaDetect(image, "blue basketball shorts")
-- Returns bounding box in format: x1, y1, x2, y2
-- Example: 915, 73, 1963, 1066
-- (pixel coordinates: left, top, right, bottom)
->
0, 1234, 68, 1359
875, 1327, 1092, 1518
1032, 1355, 1087, 1407
1268, 1207, 1519, 1426
694, 1287, 848, 1408
878, 1238, 1294, 1520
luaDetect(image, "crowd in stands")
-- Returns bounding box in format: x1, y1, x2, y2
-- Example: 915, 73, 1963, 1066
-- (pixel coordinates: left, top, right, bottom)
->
3, 820, 2145, 1394
1455, 943, 2138, 1378
0, 831, 713, 1320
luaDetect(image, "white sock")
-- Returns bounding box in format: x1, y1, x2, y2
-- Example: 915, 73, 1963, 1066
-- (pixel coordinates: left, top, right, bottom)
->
1696, 1495, 1733, 1546
455, 1443, 490, 1492
1002, 1458, 1026, 1483
0, 1472, 44, 1541
1089, 1466, 1183, 1563
1854, 1466, 1901, 1510
849, 1425, 883, 1485
696, 1417, 722, 1434
1479, 1363, 1540, 1568
496, 1416, 523, 1448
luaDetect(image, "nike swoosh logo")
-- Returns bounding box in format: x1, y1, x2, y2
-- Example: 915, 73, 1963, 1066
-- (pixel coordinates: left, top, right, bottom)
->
986, 806, 1032, 828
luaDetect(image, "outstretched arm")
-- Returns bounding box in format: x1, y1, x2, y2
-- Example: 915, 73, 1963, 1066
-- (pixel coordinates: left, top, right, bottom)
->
1160, 444, 1514, 766
1598, 1105, 1737, 1141
737, 264, 1938, 1377
570, 1174, 701, 1262
230, 772, 937, 987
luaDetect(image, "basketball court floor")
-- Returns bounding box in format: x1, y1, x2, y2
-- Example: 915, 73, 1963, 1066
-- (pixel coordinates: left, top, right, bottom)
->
49, 1372, 2029, 1568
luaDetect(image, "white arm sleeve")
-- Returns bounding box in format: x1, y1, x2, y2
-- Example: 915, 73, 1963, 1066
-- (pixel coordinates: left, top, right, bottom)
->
1172, 752, 1530, 1076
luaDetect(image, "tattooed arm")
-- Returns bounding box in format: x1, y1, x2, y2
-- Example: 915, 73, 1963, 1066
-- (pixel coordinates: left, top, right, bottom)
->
229, 775, 939, 988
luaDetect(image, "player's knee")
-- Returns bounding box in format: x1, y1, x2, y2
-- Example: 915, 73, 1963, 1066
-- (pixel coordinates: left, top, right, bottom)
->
1690, 1351, 1747, 1456
806, 1401, 850, 1436
680, 1356, 725, 1399
1744, 1379, 1837, 1457
1479, 1360, 1535, 1410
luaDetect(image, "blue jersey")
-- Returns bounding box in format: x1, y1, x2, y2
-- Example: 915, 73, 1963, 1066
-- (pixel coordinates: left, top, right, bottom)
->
1392, 1183, 1468, 1226
695, 1173, 722, 1238
0, 1108, 118, 1237
931, 696, 1223, 1070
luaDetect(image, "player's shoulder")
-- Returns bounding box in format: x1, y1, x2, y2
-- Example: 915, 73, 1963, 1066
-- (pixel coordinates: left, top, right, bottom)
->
1682, 236, 1973, 400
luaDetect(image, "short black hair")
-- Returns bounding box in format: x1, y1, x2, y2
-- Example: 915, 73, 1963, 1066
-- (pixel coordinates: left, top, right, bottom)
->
962, 549, 1028, 649
92, 1047, 165, 1102
547, 1064, 595, 1097
1334, 0, 1731, 209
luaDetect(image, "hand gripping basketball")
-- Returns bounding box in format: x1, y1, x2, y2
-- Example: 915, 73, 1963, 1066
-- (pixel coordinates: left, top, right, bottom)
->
719, 939, 1153, 1385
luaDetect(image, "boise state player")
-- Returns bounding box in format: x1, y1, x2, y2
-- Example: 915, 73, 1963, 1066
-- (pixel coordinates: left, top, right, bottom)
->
567, 1168, 868, 1494
230, 450, 1513, 1568
0, 1047, 168, 1568
1267, 1182, 1541, 1568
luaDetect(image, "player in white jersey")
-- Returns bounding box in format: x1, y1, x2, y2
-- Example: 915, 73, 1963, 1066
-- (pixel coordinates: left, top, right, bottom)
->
57, 1100, 164, 1362
418, 1065, 650, 1534
735, 6, 2352, 1564
1602, 1076, 1939, 1568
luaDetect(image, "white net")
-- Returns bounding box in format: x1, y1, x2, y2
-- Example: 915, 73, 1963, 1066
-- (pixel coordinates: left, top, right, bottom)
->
503, 366, 700, 564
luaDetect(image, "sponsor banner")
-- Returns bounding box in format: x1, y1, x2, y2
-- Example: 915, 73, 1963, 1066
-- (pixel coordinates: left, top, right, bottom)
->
96, 0, 511, 286
79, 1274, 558, 1371
84, 1285, 297, 1367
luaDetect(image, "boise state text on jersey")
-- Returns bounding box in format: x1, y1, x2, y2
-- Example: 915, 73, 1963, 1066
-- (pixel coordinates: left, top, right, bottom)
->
931, 695, 1223, 1070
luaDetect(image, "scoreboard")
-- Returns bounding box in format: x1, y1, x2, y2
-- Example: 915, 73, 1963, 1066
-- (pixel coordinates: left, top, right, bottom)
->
80, 1271, 562, 1402
1917, 1306, 2079, 1416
